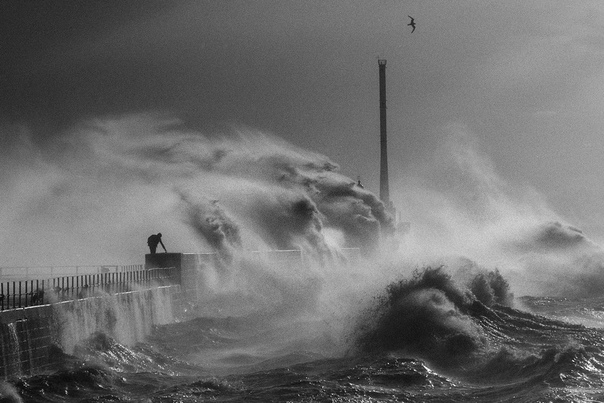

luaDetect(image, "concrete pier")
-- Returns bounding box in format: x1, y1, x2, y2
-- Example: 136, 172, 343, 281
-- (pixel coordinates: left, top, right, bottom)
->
0, 249, 359, 379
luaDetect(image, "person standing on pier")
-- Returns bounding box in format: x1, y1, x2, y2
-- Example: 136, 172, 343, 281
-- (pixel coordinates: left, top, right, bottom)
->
147, 233, 167, 254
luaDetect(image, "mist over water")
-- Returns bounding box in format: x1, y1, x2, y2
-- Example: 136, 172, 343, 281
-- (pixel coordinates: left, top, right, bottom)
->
0, 115, 399, 357
7, 116, 604, 401
393, 124, 604, 299
0, 115, 392, 267
4, 116, 604, 304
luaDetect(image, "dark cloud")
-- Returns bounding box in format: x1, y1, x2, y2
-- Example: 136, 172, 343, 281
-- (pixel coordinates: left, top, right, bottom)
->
1, 1, 174, 129
1, 1, 335, 132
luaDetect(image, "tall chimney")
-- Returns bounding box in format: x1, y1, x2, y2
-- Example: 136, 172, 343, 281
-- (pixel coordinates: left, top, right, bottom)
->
378, 59, 391, 207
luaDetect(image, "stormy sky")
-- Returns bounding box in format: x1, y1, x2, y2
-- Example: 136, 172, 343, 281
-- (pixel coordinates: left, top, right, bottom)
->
3, 0, 604, 255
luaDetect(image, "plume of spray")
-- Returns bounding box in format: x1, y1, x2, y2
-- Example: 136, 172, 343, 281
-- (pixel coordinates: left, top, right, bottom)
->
9, 113, 604, 361
354, 265, 516, 369
178, 193, 242, 259
0, 381, 23, 403
390, 123, 604, 299
0, 115, 393, 265
0, 115, 400, 353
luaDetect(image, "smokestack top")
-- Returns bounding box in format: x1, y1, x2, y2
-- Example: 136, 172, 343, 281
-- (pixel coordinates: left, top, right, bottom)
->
378, 59, 387, 66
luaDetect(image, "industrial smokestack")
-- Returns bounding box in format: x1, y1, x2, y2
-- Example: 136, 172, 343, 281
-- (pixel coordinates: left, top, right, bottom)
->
378, 60, 388, 204
378, 59, 394, 216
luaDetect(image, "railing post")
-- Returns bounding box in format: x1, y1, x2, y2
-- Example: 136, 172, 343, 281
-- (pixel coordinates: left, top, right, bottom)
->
25, 280, 29, 307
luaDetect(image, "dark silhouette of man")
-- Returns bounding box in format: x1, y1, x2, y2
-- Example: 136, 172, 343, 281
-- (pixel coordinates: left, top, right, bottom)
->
147, 233, 167, 254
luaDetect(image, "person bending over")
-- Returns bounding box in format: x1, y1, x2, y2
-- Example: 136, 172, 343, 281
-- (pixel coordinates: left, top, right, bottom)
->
147, 233, 167, 254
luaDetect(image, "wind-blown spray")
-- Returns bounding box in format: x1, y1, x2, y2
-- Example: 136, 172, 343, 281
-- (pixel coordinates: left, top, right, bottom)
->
0, 115, 394, 268
393, 124, 604, 298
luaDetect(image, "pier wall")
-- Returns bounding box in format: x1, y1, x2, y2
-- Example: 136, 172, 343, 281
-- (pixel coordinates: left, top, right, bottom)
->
0, 249, 359, 379
0, 285, 180, 379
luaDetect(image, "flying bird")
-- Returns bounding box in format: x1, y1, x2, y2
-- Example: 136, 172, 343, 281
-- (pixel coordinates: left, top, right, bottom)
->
408, 16, 416, 33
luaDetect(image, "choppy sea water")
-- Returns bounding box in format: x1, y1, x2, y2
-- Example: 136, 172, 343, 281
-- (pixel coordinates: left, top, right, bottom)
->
5, 265, 604, 403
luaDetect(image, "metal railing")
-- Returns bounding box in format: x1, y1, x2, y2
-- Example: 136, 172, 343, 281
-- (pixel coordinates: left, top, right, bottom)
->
0, 267, 176, 311
0, 264, 144, 282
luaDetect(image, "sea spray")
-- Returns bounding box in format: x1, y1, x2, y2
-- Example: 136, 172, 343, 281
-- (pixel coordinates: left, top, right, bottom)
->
353, 265, 516, 367
469, 269, 513, 307
0, 116, 394, 267
52, 287, 175, 354
389, 125, 604, 301
3, 324, 20, 377
0, 381, 23, 403
5, 121, 604, 401
178, 193, 242, 259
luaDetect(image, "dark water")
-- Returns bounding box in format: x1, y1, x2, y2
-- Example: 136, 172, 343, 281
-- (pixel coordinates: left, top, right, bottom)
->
6, 267, 604, 403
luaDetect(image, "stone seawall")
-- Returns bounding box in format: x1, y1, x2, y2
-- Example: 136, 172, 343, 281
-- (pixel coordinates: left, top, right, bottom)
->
0, 285, 181, 379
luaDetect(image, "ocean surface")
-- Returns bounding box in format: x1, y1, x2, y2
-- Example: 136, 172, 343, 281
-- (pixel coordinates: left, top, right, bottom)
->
5, 263, 604, 403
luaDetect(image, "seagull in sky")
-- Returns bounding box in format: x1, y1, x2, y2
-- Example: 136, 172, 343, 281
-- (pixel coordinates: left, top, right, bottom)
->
408, 16, 416, 33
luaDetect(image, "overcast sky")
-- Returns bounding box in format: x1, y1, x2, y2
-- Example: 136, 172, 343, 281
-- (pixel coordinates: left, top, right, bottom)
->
3, 0, 604, 250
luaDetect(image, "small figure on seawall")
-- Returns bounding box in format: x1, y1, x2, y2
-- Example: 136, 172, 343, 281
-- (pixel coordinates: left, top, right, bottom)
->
147, 232, 167, 254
